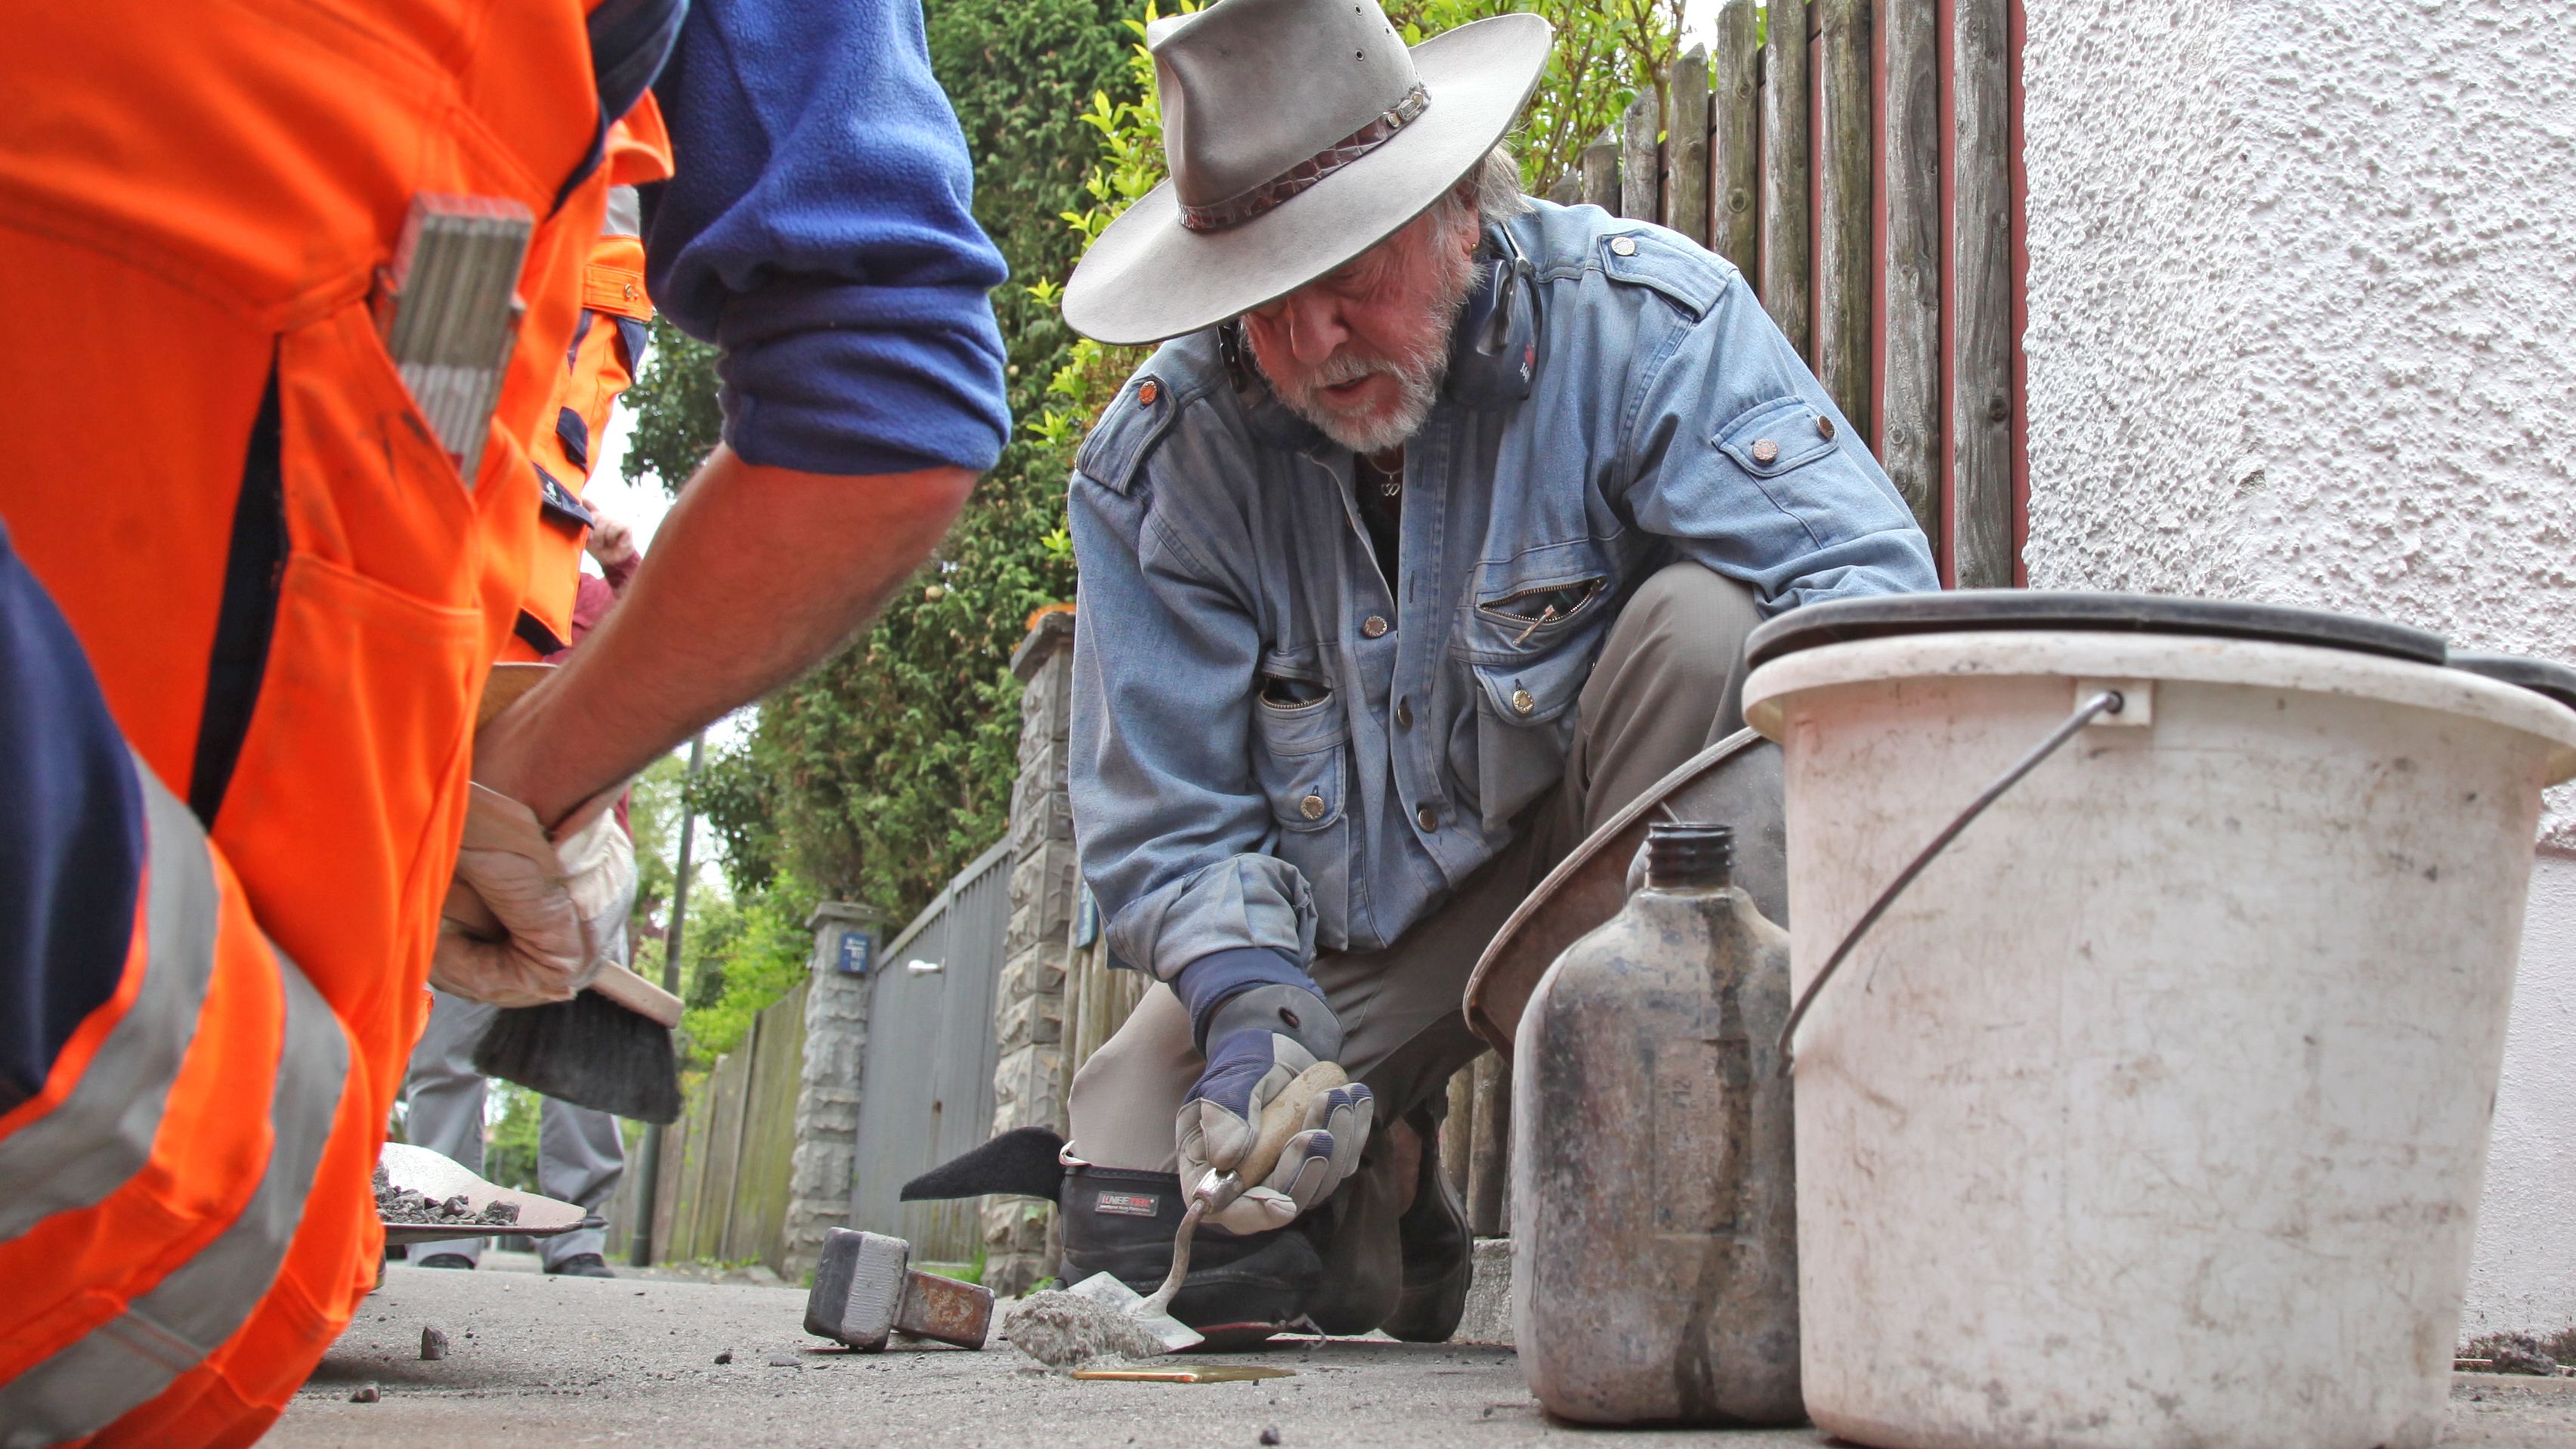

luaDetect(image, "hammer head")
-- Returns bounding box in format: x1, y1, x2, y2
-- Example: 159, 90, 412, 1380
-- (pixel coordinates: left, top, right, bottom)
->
804, 1228, 993, 1351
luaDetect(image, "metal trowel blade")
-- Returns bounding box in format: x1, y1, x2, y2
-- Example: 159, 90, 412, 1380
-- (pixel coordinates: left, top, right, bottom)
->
1064, 1271, 1203, 1352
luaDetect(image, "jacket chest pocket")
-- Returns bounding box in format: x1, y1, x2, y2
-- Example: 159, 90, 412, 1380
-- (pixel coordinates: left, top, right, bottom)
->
1448, 553, 1616, 832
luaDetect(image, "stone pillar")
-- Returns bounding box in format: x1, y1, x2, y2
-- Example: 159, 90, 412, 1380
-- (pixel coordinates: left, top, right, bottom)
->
982, 607, 1078, 1295
781, 901, 883, 1283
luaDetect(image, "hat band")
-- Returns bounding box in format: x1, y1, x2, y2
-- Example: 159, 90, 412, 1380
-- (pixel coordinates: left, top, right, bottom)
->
1177, 84, 1432, 234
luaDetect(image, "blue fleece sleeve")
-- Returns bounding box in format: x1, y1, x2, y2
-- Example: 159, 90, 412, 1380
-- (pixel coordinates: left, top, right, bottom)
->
646, 0, 1011, 477
0, 527, 144, 1108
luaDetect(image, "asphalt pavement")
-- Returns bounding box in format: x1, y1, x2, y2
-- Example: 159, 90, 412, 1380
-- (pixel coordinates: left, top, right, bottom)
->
262, 1258, 2576, 1448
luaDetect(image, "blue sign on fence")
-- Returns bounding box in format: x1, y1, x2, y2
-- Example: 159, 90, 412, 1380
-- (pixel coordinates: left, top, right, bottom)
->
835, 930, 874, 976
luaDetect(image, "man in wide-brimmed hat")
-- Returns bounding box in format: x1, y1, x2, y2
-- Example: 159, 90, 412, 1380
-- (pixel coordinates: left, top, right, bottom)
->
998, 0, 1930, 1339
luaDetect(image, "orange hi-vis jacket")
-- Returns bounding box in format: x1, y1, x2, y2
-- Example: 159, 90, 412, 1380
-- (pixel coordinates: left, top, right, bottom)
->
0, 0, 663, 1441
507, 111, 672, 661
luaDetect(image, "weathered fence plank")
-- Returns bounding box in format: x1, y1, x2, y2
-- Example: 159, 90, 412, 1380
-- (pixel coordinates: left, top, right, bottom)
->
1582, 127, 1620, 212
1710, 4, 1761, 274
1619, 88, 1661, 222
1953, 0, 2017, 587
1443, 1064, 1476, 1201
1815, 0, 1874, 438
1545, 170, 1581, 207
1882, 0, 1943, 546
1663, 46, 1711, 248
728, 982, 808, 1271
1466, 1051, 1511, 1237
1761, 0, 1815, 358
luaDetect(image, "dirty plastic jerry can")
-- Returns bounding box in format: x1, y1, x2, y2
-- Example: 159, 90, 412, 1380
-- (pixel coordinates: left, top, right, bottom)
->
1510, 821, 1801, 1426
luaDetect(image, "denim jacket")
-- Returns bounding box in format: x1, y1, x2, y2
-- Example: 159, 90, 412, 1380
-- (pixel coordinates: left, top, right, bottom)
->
1066, 200, 1937, 983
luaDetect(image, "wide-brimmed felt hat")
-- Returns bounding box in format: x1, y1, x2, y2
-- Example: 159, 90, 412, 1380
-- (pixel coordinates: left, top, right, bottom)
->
1062, 0, 1553, 347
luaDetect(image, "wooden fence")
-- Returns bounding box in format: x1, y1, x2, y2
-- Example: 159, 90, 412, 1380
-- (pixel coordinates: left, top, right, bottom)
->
639, 980, 811, 1274
1448, 0, 2028, 1235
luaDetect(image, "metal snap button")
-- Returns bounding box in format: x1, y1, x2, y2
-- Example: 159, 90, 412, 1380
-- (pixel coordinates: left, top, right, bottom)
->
1137, 379, 1160, 406
1362, 615, 1390, 639
1300, 794, 1327, 820
1751, 438, 1780, 464
1511, 688, 1537, 714
1396, 699, 1414, 729
1816, 414, 1835, 439
1416, 803, 1440, 831
1610, 235, 1637, 257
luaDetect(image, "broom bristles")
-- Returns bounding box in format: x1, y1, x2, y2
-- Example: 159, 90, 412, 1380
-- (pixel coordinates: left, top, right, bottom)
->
472, 990, 682, 1124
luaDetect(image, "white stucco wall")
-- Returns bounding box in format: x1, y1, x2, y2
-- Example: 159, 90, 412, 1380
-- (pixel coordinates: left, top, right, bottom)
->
2466, 850, 2576, 1334
2021, 0, 2576, 1333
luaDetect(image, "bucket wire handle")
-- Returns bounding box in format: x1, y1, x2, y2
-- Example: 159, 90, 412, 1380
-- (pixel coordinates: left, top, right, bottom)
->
1775, 689, 2126, 1073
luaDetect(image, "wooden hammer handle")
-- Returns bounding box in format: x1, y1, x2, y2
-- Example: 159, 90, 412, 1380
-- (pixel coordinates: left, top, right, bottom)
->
1236, 1061, 1350, 1187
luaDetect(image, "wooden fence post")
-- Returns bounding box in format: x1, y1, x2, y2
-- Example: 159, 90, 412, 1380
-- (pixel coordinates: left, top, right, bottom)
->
1882, 0, 1943, 546
1466, 1051, 1512, 1237
1443, 1062, 1477, 1201
1951, 0, 2017, 587
1709, 5, 1761, 275
1582, 127, 1621, 212
1619, 88, 1662, 223
1761, 0, 1815, 358
1664, 45, 1711, 248
1814, 0, 1875, 438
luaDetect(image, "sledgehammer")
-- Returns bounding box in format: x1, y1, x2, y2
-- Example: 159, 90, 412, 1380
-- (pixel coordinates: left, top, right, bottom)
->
804, 1229, 995, 1351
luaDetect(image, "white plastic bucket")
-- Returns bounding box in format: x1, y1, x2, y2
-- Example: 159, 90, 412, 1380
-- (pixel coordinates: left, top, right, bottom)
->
1743, 624, 2576, 1449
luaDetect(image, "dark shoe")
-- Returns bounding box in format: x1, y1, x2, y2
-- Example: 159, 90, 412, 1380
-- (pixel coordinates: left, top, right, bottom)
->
546, 1253, 617, 1277
1380, 1110, 1470, 1343
415, 1252, 476, 1270
1058, 1165, 1318, 1342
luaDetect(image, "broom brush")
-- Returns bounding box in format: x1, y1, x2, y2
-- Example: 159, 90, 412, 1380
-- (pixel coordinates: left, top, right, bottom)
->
445, 884, 686, 1124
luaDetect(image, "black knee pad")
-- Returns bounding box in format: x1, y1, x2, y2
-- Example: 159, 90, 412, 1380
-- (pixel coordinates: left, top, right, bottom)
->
1057, 1165, 1319, 1337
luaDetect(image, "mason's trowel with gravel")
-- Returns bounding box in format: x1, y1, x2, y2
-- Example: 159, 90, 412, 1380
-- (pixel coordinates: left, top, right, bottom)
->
1058, 1061, 1350, 1356
376, 1142, 588, 1246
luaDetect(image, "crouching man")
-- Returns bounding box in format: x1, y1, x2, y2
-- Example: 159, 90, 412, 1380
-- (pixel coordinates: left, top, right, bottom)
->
924, 0, 1936, 1341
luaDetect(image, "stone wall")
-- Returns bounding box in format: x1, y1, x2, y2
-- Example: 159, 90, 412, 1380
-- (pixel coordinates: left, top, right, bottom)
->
982, 608, 1080, 1294
780, 903, 880, 1283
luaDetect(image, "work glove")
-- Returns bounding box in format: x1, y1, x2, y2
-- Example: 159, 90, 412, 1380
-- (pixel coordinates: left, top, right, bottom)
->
430, 783, 635, 1008
1173, 951, 1373, 1235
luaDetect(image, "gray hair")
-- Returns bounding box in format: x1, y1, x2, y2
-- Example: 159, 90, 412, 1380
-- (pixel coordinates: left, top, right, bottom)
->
1436, 144, 1532, 231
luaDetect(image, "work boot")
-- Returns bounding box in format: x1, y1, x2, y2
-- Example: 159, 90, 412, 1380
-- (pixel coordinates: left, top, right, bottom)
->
1058, 1165, 1318, 1345
1299, 1125, 1408, 1336
1379, 1109, 1470, 1342
546, 1253, 617, 1277
415, 1252, 475, 1270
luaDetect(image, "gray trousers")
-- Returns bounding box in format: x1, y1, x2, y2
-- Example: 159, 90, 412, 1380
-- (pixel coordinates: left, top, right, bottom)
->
402, 988, 628, 1267
1065, 562, 1761, 1317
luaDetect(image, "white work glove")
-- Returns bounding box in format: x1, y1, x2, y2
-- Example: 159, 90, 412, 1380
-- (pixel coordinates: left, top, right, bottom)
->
1179, 1031, 1374, 1237
430, 783, 634, 1008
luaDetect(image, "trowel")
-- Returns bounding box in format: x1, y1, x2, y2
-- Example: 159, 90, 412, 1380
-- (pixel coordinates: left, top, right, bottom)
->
376, 1141, 589, 1246
1062, 1060, 1350, 1354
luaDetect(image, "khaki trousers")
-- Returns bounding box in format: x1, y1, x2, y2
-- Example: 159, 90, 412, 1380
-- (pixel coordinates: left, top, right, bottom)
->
1068, 560, 1762, 1169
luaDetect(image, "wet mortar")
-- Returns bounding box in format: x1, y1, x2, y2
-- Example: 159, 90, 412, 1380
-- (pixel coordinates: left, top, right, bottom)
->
1005, 1290, 1170, 1370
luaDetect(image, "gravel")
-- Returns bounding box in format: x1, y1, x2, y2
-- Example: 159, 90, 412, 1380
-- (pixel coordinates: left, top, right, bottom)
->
375, 1166, 521, 1228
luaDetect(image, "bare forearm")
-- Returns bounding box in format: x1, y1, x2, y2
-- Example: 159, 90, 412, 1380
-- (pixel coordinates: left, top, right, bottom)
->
478, 444, 974, 826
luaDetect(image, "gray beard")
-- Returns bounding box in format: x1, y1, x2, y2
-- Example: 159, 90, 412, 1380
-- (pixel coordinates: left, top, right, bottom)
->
1257, 246, 1480, 455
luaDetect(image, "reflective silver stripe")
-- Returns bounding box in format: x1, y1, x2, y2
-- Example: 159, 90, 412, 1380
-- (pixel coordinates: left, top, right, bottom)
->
0, 766, 221, 1243
0, 940, 349, 1447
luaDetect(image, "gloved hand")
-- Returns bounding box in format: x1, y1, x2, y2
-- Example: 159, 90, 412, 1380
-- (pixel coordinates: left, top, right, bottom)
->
430, 783, 634, 1008
1173, 952, 1373, 1235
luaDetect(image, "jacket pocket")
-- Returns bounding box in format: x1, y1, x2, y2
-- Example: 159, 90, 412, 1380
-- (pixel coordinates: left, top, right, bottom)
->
1448, 543, 1617, 831
1249, 658, 1355, 948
